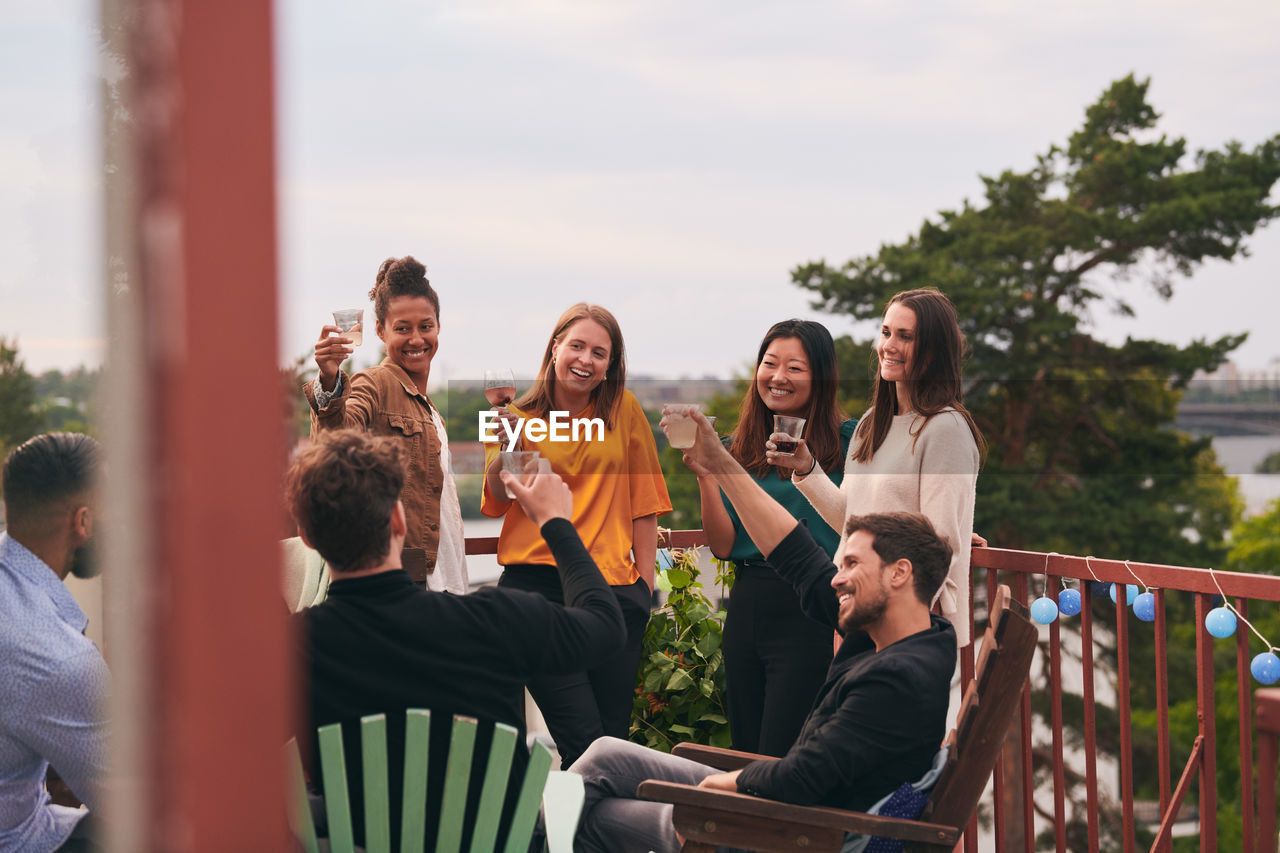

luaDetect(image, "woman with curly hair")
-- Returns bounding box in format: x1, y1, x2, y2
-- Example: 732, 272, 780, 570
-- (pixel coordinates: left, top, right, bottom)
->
303, 255, 468, 593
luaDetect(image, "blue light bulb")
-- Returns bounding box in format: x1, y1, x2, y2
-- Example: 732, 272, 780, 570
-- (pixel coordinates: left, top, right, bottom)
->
1204, 607, 1237, 639
1133, 592, 1156, 622
1030, 596, 1059, 625
1057, 588, 1082, 617
1251, 652, 1280, 685
1110, 583, 1139, 605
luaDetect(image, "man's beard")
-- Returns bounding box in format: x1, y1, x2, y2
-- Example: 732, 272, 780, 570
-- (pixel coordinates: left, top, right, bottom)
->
838, 584, 888, 633
69, 540, 101, 579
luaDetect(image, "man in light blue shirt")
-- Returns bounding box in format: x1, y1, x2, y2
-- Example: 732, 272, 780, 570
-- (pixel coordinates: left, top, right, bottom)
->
0, 433, 109, 852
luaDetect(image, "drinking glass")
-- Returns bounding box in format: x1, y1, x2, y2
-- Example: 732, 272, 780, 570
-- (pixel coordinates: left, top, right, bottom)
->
771, 415, 806, 455
662, 405, 714, 449
332, 309, 363, 346
499, 450, 541, 485
484, 369, 517, 407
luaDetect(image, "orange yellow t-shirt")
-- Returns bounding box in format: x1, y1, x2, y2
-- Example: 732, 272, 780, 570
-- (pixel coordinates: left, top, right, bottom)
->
481, 391, 672, 586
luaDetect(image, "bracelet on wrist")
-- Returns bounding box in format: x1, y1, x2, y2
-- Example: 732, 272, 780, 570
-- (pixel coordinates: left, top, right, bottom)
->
801, 456, 817, 477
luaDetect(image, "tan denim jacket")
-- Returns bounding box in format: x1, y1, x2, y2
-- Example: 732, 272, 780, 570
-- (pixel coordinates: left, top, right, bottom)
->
303, 360, 444, 582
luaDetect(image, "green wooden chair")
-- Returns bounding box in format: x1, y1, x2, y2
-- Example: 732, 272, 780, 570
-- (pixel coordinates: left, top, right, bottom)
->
286, 710, 555, 853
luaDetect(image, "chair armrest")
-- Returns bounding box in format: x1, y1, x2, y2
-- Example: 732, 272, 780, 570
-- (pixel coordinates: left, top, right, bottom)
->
636, 781, 960, 847
671, 742, 778, 770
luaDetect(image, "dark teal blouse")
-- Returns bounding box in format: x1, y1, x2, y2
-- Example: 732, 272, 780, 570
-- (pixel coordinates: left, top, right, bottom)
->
721, 418, 858, 562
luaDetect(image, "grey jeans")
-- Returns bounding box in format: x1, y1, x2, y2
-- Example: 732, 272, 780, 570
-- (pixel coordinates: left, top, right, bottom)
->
569, 736, 722, 853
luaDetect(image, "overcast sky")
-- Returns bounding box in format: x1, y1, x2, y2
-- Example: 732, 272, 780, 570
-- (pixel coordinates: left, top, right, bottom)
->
3, 0, 1278, 384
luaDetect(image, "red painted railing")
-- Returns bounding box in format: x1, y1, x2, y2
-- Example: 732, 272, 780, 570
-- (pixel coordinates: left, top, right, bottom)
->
971, 548, 1280, 853
468, 532, 1280, 853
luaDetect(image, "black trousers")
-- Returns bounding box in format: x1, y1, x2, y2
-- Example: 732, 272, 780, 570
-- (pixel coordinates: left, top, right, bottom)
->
722, 563, 833, 756
498, 564, 651, 768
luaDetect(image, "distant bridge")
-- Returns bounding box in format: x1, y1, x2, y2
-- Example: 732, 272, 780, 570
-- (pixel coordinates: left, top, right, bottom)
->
1175, 402, 1280, 436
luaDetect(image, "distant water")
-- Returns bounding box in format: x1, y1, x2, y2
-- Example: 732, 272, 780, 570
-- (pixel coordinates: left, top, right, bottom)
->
1212, 435, 1280, 516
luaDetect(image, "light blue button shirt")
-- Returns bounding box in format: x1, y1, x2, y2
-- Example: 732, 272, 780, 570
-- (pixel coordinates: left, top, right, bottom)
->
0, 533, 110, 852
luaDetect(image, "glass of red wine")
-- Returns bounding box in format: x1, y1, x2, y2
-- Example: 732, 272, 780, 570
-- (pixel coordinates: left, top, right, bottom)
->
771, 415, 806, 455
484, 369, 517, 407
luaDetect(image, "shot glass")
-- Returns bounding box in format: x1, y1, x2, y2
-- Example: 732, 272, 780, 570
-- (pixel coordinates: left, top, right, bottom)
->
771, 415, 806, 456
332, 309, 364, 346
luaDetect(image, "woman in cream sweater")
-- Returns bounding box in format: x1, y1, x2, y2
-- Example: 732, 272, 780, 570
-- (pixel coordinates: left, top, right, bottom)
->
770, 288, 985, 647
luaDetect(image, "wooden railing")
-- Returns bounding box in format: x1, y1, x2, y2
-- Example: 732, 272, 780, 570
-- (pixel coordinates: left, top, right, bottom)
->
970, 548, 1280, 853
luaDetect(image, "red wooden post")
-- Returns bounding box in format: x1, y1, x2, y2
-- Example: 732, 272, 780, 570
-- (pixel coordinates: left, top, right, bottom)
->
1080, 581, 1100, 853
103, 0, 292, 848
1048, 574, 1066, 853
1116, 586, 1134, 853
1236, 599, 1255, 853
1154, 588, 1171, 853
1255, 688, 1280, 853
1196, 593, 1218, 852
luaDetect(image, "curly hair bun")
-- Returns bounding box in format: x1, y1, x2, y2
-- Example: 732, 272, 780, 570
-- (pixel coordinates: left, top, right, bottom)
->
368, 255, 439, 322
387, 256, 426, 288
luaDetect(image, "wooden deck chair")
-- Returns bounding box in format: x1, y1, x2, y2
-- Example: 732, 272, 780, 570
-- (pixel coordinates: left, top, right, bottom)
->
637, 584, 1037, 853
286, 710, 555, 853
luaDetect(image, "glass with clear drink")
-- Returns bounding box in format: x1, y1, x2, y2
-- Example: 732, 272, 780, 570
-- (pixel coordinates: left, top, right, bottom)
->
332, 309, 364, 346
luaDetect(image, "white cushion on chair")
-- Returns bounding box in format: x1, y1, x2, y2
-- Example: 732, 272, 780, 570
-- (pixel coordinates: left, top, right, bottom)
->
542, 770, 585, 853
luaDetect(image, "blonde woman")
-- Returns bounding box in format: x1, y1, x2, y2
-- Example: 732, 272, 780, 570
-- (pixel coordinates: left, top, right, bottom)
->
482, 303, 671, 767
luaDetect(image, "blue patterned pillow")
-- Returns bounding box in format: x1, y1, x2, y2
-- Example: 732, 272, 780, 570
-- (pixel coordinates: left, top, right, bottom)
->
841, 745, 948, 853
863, 782, 933, 852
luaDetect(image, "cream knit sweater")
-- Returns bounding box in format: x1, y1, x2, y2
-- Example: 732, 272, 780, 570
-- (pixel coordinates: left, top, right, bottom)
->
794, 408, 979, 647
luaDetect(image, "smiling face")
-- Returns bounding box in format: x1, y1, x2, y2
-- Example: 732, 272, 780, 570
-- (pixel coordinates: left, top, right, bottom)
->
552, 318, 613, 402
376, 295, 439, 388
831, 530, 892, 634
755, 336, 813, 417
876, 302, 917, 384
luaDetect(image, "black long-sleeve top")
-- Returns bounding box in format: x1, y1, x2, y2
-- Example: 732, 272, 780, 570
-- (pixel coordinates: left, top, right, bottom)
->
296, 518, 624, 847
734, 524, 956, 811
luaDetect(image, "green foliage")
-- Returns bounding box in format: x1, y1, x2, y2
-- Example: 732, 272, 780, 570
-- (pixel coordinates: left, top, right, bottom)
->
1256, 450, 1280, 474
32, 366, 99, 435
282, 354, 316, 441
436, 384, 491, 448
1228, 498, 1280, 571
0, 340, 43, 456
453, 473, 485, 519
630, 547, 733, 753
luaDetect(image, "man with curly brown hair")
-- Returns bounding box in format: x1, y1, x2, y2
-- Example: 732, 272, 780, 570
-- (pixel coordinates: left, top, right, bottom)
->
286, 429, 623, 850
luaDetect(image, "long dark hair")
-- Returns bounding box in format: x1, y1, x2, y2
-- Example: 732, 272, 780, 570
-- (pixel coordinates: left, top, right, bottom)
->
515, 303, 627, 430
851, 288, 985, 464
730, 320, 848, 478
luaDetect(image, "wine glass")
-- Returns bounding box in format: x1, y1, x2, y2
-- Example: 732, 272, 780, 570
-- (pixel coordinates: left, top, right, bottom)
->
484, 369, 517, 407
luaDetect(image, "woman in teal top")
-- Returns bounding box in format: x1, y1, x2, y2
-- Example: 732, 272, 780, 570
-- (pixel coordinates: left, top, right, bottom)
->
691, 319, 855, 755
